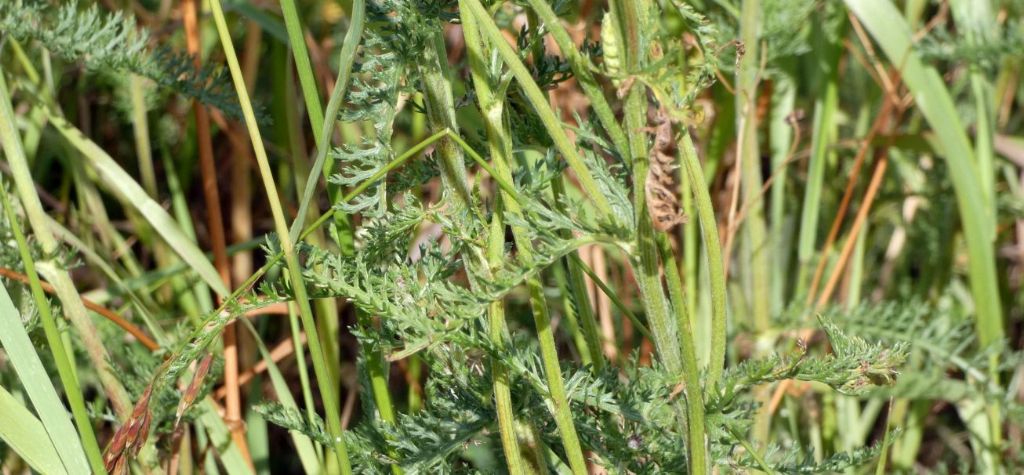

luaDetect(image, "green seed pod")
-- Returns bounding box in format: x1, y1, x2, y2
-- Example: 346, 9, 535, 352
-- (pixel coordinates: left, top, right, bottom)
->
601, 12, 622, 86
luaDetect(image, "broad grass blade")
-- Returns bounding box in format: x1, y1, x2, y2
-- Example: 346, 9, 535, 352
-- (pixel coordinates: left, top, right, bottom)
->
0, 284, 89, 473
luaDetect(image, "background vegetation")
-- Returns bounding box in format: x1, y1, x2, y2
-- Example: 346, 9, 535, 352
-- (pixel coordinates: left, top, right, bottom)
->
0, 0, 1022, 473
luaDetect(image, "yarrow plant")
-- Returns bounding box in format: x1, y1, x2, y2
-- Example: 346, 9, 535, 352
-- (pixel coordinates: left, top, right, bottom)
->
0, 0, 1022, 474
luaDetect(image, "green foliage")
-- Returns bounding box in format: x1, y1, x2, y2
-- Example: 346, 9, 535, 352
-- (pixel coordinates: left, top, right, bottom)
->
329, 26, 404, 216
710, 330, 903, 412
255, 401, 333, 446
814, 300, 1023, 404
918, 21, 1024, 71
0, 0, 245, 119
724, 438, 889, 474
266, 311, 905, 472
1, 0, 1021, 473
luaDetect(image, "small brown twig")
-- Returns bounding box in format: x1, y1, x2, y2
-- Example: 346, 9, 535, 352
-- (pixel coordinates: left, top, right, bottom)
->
214, 333, 306, 400
182, 0, 251, 464
0, 267, 159, 351
805, 92, 898, 307
816, 153, 890, 308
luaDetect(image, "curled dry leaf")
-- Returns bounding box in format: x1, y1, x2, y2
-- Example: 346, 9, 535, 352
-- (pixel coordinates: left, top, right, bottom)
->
645, 109, 687, 232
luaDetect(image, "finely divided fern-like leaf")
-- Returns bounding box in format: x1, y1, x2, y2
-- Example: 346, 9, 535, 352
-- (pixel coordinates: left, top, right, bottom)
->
711, 316, 907, 408
0, 0, 247, 120
723, 436, 892, 474
330, 28, 403, 216
330, 138, 394, 216
816, 300, 1022, 402
254, 402, 333, 446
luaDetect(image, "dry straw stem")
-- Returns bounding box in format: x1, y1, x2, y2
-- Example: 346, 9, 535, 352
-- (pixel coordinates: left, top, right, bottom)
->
805, 92, 897, 307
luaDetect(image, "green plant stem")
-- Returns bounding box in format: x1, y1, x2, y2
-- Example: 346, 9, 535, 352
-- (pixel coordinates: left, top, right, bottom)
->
875, 399, 896, 475
608, 1, 706, 472
550, 257, 593, 367
163, 146, 215, 319
488, 148, 590, 475
308, 34, 399, 461
567, 254, 653, 343
680, 171, 699, 349
288, 0, 364, 242
462, 0, 614, 218
458, 8, 585, 471
736, 0, 774, 457
401, 25, 489, 470
951, 0, 996, 214
524, 0, 630, 160
799, 21, 841, 299
656, 233, 708, 474
521, 277, 589, 475
484, 196, 527, 474
278, 5, 391, 450
129, 76, 157, 196
287, 301, 322, 459
418, 27, 472, 205
737, 0, 771, 333
279, 0, 356, 265
767, 70, 795, 314
611, 0, 683, 374
727, 425, 775, 474
207, 2, 353, 473
279, 0, 324, 141
678, 132, 728, 388
0, 181, 102, 474
270, 47, 327, 464
459, 6, 526, 471
240, 319, 321, 472
551, 177, 606, 372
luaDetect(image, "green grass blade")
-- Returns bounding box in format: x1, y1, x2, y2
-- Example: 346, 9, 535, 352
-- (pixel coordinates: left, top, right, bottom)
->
797, 70, 838, 284
844, 0, 1004, 364
0, 282, 90, 474
951, 0, 997, 209
279, 0, 325, 143
0, 384, 68, 475
241, 320, 322, 474
845, 0, 1005, 468
41, 110, 231, 298
287, 0, 364, 242
0, 68, 129, 457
